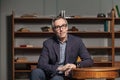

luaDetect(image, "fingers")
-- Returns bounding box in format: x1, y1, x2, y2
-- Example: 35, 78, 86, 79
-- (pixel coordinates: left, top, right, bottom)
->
57, 63, 76, 76
57, 65, 64, 71
65, 68, 71, 76
64, 63, 76, 69
64, 64, 76, 76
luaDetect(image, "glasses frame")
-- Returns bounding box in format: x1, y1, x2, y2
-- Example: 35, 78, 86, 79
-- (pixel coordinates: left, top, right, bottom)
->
53, 24, 67, 30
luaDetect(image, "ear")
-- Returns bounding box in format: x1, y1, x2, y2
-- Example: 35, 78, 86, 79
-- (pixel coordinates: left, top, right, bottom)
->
52, 27, 55, 32
66, 26, 68, 31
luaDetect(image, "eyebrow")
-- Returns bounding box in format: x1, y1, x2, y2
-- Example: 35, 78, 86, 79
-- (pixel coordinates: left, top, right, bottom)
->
55, 24, 67, 26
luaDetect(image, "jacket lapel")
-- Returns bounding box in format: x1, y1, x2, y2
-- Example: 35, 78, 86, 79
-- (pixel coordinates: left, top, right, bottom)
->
65, 35, 72, 64
53, 41, 60, 62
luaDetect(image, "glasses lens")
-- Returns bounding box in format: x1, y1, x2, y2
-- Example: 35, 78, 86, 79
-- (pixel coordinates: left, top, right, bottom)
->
54, 24, 67, 30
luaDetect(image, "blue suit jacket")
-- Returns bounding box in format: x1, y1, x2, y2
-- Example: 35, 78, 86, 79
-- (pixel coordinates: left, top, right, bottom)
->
38, 34, 93, 76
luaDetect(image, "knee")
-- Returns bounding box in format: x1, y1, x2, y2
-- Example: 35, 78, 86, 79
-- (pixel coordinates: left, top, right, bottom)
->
51, 75, 64, 80
30, 68, 46, 80
31, 68, 44, 75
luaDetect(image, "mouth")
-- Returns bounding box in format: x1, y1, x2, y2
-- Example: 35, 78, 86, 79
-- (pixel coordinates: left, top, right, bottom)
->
60, 32, 64, 35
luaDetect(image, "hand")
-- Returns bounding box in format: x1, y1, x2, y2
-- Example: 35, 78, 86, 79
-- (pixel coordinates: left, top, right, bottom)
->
64, 63, 76, 70
57, 65, 65, 71
57, 64, 71, 71
65, 68, 71, 76
64, 63, 76, 76
57, 64, 76, 73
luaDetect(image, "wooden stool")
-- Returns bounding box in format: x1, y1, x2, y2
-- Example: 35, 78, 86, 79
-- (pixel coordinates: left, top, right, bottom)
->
72, 67, 120, 80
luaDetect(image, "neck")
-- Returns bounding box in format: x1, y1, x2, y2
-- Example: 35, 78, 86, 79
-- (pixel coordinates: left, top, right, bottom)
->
59, 35, 67, 43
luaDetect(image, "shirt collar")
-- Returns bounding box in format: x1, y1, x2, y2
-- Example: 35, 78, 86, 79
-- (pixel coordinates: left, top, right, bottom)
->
57, 35, 68, 44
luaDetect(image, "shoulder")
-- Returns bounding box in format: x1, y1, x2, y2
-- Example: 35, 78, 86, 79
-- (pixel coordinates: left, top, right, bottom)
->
68, 34, 84, 45
43, 36, 58, 44
68, 34, 82, 41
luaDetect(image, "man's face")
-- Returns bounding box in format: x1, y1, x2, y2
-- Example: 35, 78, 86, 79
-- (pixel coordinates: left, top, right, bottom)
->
53, 18, 68, 39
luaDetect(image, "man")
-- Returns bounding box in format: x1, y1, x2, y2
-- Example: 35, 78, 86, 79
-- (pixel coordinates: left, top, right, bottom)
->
30, 16, 93, 80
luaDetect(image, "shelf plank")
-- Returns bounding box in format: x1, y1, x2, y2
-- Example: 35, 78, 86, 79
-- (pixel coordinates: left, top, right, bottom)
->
14, 17, 52, 24
115, 32, 120, 38
115, 47, 120, 51
14, 17, 52, 20
15, 70, 31, 72
94, 61, 112, 63
14, 62, 37, 64
14, 17, 112, 24
67, 17, 112, 24
115, 47, 120, 49
115, 18, 120, 24
115, 61, 120, 67
14, 17, 111, 20
14, 47, 112, 50
14, 47, 42, 49
93, 62, 112, 67
15, 31, 112, 38
87, 47, 112, 49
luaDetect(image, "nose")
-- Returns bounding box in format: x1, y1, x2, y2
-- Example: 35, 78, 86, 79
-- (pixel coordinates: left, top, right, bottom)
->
59, 27, 64, 31
60, 27, 62, 30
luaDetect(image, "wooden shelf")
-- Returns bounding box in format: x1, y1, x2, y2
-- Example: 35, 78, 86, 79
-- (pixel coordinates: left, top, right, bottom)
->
115, 18, 120, 24
14, 17, 52, 24
14, 16, 112, 24
115, 47, 120, 52
94, 61, 112, 64
115, 61, 120, 67
14, 46, 112, 50
15, 31, 112, 38
14, 62, 37, 64
93, 62, 112, 67
87, 47, 112, 49
115, 32, 120, 38
67, 17, 112, 24
15, 70, 31, 73
14, 47, 42, 49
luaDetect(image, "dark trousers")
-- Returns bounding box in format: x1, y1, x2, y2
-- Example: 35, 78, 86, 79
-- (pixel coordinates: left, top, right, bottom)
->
30, 68, 65, 80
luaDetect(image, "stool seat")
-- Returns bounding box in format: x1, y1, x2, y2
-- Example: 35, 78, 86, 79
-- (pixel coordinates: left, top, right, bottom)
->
72, 67, 120, 80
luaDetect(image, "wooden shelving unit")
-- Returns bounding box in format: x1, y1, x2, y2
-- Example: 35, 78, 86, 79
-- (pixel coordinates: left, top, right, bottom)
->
11, 9, 118, 80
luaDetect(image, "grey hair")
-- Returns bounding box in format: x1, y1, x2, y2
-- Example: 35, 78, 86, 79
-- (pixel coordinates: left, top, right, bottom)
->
52, 16, 68, 28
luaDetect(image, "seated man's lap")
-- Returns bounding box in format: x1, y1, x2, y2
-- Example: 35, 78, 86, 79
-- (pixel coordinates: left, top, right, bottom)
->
31, 68, 72, 80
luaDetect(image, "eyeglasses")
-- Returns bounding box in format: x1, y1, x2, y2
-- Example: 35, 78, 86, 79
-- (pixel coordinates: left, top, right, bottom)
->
53, 24, 67, 30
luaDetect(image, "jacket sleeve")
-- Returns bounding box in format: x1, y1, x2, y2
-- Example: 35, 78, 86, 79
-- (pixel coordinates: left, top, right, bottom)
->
76, 39, 94, 68
37, 41, 58, 75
